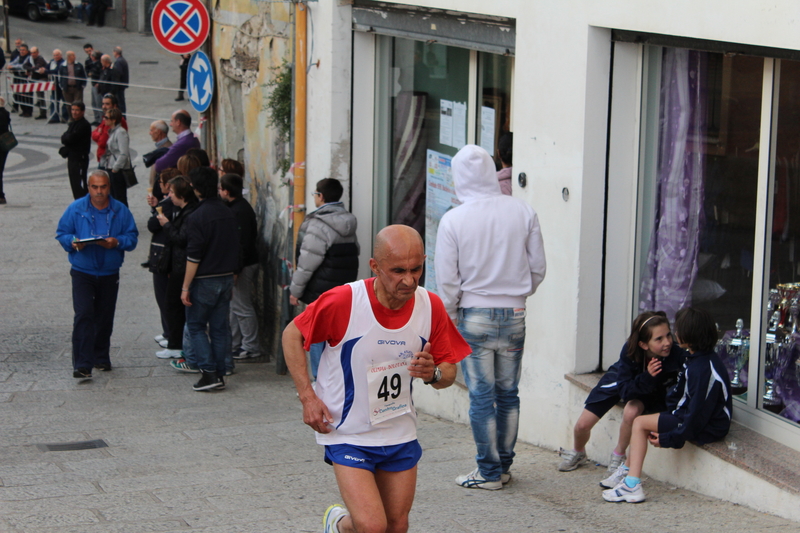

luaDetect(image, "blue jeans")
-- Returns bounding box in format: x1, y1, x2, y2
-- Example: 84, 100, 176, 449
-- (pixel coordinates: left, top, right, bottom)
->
185, 275, 233, 375
458, 307, 525, 481
71, 269, 119, 371
309, 341, 324, 379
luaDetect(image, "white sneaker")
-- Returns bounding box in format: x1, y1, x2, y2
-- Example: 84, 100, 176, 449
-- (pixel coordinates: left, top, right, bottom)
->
600, 463, 629, 489
607, 452, 626, 473
154, 334, 165, 343
602, 480, 646, 503
156, 349, 182, 359
557, 448, 587, 472
501, 471, 512, 484
158, 338, 169, 348
455, 468, 502, 490
323, 504, 348, 533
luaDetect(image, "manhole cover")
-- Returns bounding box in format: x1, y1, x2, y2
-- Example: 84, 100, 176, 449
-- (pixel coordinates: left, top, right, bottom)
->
64, 35, 85, 40
139, 61, 159, 65
37, 439, 108, 452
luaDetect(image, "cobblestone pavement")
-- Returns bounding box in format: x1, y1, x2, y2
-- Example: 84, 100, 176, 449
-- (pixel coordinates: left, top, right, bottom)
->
1, 15, 798, 533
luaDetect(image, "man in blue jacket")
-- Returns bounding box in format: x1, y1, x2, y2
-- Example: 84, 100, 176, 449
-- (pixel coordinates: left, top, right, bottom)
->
56, 170, 138, 379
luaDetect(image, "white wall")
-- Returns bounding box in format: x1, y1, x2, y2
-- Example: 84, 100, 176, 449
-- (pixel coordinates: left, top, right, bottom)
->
305, 1, 353, 210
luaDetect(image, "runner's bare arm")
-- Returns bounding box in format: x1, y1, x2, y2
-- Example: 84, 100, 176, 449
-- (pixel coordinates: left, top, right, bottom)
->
282, 321, 334, 433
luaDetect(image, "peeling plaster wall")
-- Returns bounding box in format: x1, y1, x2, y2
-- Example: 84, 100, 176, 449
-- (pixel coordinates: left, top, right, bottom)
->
210, 0, 293, 358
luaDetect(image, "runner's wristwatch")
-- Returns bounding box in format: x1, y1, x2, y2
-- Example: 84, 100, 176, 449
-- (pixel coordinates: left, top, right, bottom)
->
424, 366, 441, 385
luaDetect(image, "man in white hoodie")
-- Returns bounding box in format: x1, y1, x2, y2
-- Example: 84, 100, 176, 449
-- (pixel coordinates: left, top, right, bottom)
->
435, 144, 546, 490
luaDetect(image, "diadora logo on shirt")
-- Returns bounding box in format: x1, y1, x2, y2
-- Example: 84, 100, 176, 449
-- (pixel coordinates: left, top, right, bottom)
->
344, 454, 366, 463
377, 340, 406, 345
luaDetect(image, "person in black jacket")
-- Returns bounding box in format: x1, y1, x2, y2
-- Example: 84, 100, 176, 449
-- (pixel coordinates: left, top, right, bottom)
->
146, 168, 179, 352
96, 55, 119, 98
219, 173, 261, 359
602, 307, 732, 504
0, 97, 10, 204
181, 167, 240, 391
559, 311, 684, 480
112, 47, 128, 116
60, 103, 92, 199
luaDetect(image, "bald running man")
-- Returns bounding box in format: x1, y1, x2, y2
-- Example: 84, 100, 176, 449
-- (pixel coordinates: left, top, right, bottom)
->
283, 224, 471, 533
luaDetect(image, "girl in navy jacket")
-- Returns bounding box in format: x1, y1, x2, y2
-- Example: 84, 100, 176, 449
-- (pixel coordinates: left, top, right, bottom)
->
559, 311, 685, 486
602, 307, 732, 503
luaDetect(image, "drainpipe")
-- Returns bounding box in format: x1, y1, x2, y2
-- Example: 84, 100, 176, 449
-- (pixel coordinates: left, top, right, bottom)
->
292, 2, 308, 243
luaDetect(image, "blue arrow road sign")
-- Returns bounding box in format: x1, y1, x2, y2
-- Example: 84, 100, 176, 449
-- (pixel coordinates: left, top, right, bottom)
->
187, 51, 214, 113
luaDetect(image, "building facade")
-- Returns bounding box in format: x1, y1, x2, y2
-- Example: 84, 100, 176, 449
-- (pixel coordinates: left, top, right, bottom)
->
209, 0, 800, 519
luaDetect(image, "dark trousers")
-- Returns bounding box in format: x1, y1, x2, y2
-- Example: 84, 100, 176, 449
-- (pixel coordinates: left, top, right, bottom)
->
67, 153, 89, 199
0, 149, 7, 199
108, 169, 128, 206
153, 271, 169, 339
88, 2, 106, 26
117, 88, 126, 116
71, 269, 119, 371
166, 272, 186, 350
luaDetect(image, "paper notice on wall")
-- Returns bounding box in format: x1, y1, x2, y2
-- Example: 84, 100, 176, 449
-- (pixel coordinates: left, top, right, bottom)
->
453, 101, 467, 149
424, 149, 460, 293
439, 100, 453, 147
480, 106, 496, 155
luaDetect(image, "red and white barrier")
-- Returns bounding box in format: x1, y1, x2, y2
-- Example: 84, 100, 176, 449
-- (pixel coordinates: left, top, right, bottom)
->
11, 82, 56, 93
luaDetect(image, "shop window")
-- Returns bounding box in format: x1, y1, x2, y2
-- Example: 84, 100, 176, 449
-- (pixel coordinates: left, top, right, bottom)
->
636, 45, 800, 428
373, 35, 513, 287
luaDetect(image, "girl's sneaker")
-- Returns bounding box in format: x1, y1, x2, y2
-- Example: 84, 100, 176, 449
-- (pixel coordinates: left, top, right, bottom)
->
602, 480, 645, 503
607, 452, 627, 472
557, 448, 587, 471
600, 463, 629, 489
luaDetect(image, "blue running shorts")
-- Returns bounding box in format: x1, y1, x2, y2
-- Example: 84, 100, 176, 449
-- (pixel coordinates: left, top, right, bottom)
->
324, 440, 422, 472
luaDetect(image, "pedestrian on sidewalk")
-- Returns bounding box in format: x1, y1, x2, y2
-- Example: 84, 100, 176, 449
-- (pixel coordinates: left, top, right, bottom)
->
288, 177, 359, 378
219, 173, 261, 360
58, 51, 87, 121
435, 144, 546, 490
46, 49, 65, 123
181, 167, 240, 391
60, 102, 92, 199
112, 47, 128, 116
55, 170, 138, 379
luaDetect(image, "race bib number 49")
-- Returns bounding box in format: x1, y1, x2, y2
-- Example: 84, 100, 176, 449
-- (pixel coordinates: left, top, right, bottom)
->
367, 359, 412, 425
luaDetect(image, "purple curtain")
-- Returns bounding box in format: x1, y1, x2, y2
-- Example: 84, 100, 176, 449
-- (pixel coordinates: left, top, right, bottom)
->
639, 49, 707, 320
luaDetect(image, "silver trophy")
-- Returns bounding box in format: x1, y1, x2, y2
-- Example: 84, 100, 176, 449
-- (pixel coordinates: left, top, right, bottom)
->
728, 318, 748, 390
764, 310, 786, 406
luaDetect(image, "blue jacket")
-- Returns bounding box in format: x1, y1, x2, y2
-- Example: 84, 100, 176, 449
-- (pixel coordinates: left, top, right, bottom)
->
587, 343, 685, 409
659, 349, 732, 449
56, 195, 139, 276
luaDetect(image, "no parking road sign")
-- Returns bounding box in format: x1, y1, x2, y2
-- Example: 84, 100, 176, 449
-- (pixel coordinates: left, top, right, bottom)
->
152, 0, 210, 55
187, 51, 214, 113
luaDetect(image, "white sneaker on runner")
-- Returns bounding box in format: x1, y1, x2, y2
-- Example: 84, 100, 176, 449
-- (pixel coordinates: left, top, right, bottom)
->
323, 504, 348, 533
600, 463, 629, 489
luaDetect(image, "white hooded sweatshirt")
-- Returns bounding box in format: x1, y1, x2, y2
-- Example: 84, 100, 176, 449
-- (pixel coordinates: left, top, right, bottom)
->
434, 144, 546, 319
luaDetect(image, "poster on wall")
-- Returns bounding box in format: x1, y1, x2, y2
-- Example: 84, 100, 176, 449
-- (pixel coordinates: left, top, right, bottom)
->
439, 99, 467, 149
480, 106, 496, 155
424, 149, 460, 293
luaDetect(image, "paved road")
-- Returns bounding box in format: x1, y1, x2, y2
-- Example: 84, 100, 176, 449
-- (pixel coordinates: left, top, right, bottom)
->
0, 15, 798, 533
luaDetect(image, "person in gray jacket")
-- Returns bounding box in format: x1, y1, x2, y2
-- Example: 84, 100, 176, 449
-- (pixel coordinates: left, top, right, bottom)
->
289, 178, 359, 379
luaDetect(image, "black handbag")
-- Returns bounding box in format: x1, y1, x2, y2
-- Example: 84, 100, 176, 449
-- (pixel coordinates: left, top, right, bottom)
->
156, 242, 172, 274
122, 166, 138, 188
0, 123, 18, 152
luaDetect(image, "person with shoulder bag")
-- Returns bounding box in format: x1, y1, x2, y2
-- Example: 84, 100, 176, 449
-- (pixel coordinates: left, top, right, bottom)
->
100, 108, 132, 206
154, 176, 199, 361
